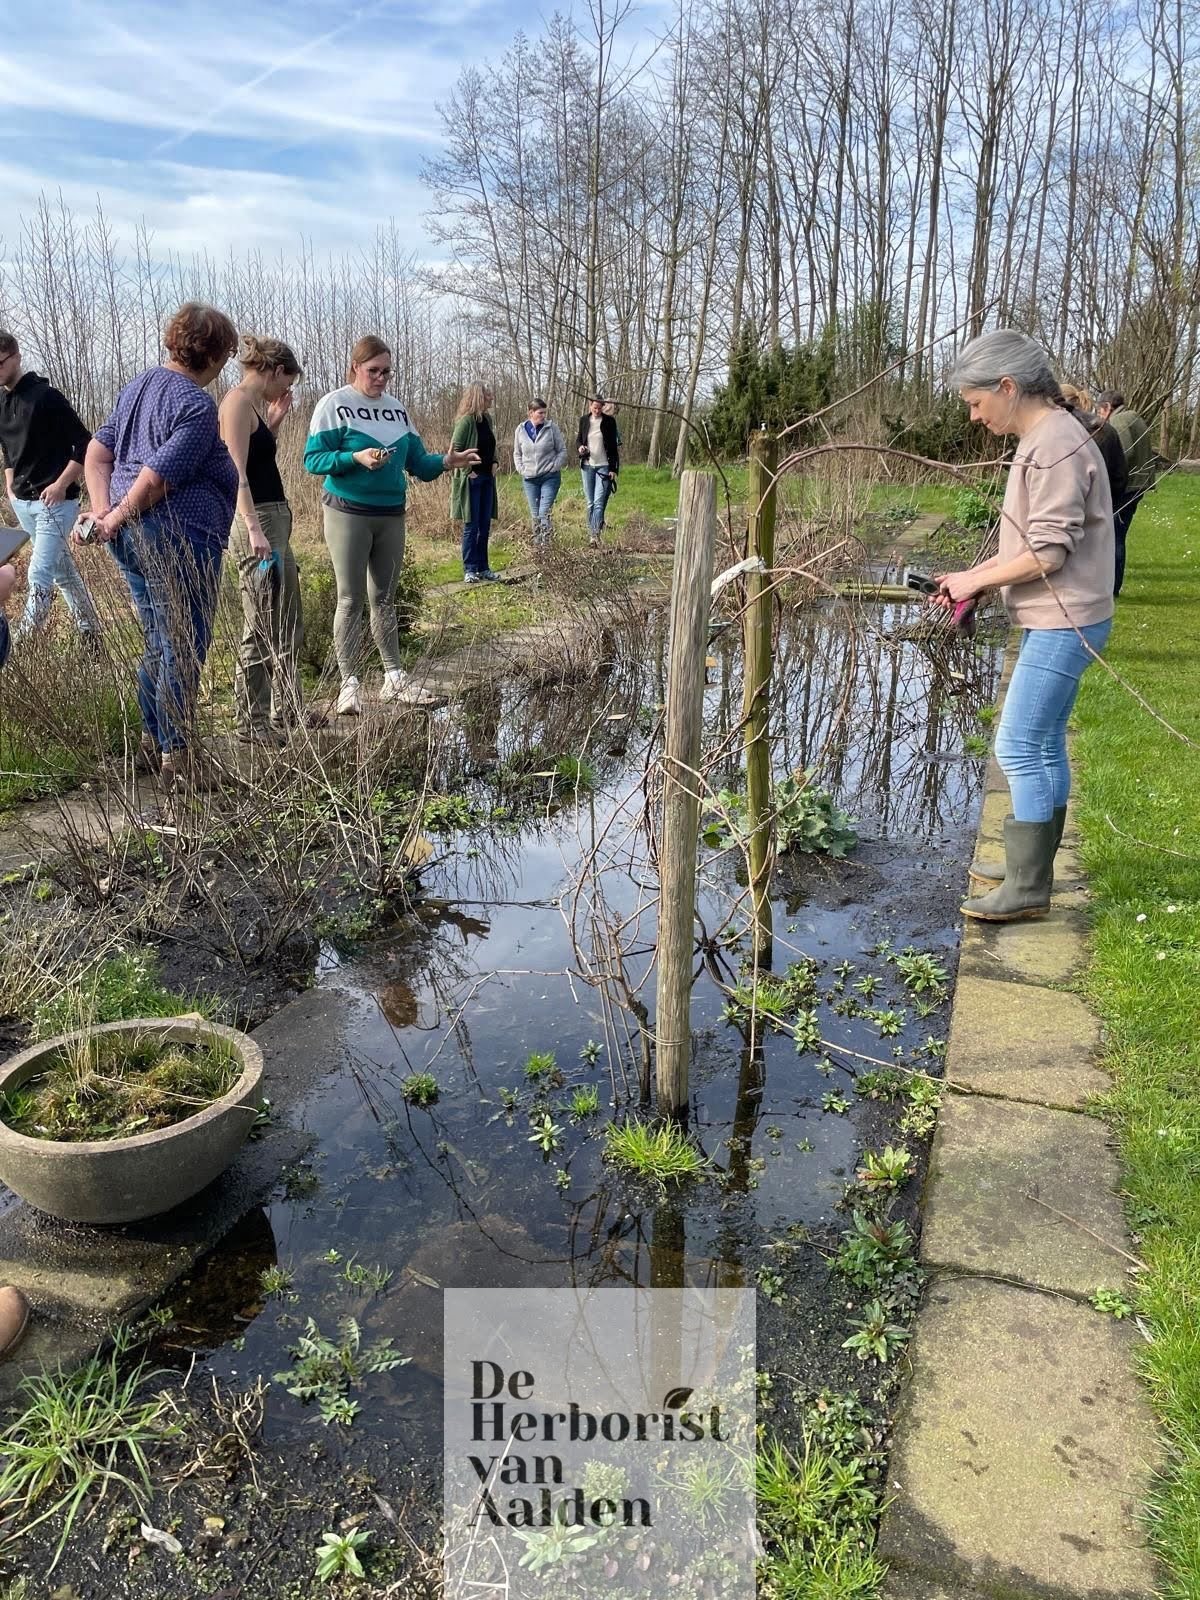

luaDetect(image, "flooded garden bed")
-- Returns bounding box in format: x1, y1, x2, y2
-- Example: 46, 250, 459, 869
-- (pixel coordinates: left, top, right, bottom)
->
0, 592, 1003, 1598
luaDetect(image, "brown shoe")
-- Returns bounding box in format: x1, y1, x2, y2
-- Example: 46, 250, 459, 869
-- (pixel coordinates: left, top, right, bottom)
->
0, 1285, 30, 1357
160, 749, 220, 794
134, 732, 161, 774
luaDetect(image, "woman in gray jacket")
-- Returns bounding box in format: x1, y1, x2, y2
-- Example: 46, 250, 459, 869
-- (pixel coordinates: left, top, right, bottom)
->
513, 398, 567, 550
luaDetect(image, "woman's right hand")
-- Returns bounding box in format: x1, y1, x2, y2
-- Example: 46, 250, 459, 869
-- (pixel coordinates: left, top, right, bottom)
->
248, 525, 271, 558
353, 448, 386, 470
78, 508, 117, 544
936, 569, 983, 604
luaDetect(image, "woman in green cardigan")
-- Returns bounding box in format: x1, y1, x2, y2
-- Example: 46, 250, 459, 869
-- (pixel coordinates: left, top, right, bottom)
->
450, 384, 499, 582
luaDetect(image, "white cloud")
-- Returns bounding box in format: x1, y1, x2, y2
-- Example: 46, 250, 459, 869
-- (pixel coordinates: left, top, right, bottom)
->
0, 0, 678, 262
0, 153, 434, 262
0, 0, 464, 147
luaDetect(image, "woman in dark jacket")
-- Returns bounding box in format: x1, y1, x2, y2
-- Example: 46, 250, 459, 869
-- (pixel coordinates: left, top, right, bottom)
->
1060, 383, 1128, 537
577, 395, 620, 547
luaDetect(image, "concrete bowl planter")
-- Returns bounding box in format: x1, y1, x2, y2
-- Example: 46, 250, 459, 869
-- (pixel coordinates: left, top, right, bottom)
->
0, 1017, 264, 1226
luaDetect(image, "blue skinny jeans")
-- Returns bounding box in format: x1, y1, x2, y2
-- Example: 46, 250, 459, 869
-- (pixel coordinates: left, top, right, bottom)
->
581, 465, 614, 535
109, 512, 224, 754
521, 471, 562, 539
994, 620, 1112, 821
9, 493, 99, 637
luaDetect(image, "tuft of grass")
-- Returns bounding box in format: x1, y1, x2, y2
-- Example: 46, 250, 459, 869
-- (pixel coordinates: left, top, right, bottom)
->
341, 1254, 393, 1293
755, 1435, 883, 1598
1071, 476, 1200, 1596
553, 754, 596, 791
401, 1072, 439, 1107
604, 1117, 708, 1182
0, 1333, 180, 1569
569, 1083, 600, 1120
523, 1051, 559, 1082
260, 1265, 297, 1300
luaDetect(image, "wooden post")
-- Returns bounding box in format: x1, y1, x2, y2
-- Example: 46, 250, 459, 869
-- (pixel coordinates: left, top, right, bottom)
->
743, 431, 778, 966
655, 471, 717, 1118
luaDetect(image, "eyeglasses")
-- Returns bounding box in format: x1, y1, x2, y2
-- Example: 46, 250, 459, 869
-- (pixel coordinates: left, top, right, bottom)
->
364, 365, 392, 377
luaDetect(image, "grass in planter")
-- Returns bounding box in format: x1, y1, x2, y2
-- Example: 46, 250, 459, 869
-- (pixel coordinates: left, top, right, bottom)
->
1, 1029, 240, 1142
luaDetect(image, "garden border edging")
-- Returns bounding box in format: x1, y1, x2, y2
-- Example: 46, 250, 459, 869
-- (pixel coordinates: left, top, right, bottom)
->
878, 634, 1163, 1600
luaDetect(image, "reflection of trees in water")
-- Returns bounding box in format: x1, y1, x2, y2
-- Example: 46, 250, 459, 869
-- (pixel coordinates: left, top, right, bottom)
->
383, 600, 1000, 1093
351, 601, 1000, 1285
768, 606, 1001, 836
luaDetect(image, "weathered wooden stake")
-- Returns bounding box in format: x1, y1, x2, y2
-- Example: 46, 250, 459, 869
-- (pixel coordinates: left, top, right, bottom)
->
743, 431, 778, 967
655, 471, 717, 1118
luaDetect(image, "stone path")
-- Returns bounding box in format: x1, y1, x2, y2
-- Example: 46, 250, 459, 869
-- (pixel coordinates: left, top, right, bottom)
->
879, 651, 1162, 1599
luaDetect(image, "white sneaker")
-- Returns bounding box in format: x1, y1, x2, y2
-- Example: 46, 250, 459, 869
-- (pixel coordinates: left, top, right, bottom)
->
380, 670, 439, 708
336, 676, 362, 715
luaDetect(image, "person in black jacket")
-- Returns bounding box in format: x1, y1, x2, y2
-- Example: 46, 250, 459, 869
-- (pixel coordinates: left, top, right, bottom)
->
576, 395, 620, 547
0, 330, 100, 642
1060, 383, 1128, 554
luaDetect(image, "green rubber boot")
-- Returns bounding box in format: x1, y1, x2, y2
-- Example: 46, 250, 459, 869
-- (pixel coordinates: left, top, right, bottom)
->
969, 805, 1066, 889
962, 817, 1056, 922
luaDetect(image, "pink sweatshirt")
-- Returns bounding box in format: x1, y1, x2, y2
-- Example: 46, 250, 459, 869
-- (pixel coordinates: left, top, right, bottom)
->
998, 407, 1115, 628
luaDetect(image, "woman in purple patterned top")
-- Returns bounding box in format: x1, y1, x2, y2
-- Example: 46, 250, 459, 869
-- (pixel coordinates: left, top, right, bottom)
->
83, 302, 239, 789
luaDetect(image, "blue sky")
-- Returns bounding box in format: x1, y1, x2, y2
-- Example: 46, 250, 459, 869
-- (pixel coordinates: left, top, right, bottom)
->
0, 0, 559, 260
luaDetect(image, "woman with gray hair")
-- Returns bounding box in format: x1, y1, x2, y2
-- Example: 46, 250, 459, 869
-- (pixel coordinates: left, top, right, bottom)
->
936, 329, 1114, 922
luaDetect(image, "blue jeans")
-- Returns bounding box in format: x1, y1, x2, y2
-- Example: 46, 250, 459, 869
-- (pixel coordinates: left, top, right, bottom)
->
461, 474, 493, 576
581, 465, 614, 536
109, 513, 224, 754
521, 472, 561, 541
9, 494, 99, 637
995, 620, 1112, 821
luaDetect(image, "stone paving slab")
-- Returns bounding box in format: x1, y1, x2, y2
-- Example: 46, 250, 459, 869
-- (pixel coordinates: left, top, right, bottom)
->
922, 1096, 1133, 1295
883, 1576, 988, 1600
979, 788, 1011, 841
879, 1278, 1162, 1600
946, 974, 1108, 1108
888, 513, 947, 556
959, 906, 1093, 985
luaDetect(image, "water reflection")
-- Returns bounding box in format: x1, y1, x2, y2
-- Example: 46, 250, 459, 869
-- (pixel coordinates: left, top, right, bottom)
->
174, 601, 998, 1466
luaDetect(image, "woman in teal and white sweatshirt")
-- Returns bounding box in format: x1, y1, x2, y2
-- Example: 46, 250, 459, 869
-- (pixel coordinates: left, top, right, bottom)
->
304, 334, 478, 713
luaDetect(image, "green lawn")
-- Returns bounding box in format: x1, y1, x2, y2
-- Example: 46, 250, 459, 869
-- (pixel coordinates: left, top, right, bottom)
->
1073, 472, 1200, 1596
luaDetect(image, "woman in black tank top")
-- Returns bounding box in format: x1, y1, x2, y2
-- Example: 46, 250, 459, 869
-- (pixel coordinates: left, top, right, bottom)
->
218, 335, 304, 744
245, 411, 287, 505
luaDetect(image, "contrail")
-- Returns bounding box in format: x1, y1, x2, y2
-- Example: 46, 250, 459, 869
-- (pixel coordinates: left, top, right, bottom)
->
152, 0, 392, 156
